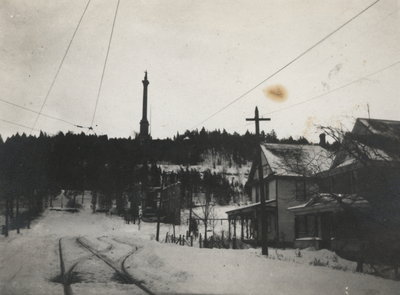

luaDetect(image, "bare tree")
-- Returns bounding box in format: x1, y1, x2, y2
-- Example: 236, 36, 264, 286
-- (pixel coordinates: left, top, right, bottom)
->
192, 191, 216, 248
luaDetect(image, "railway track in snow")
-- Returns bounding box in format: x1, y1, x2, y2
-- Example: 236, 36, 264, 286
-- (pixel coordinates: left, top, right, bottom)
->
58, 238, 74, 295
76, 237, 154, 295
57, 237, 154, 295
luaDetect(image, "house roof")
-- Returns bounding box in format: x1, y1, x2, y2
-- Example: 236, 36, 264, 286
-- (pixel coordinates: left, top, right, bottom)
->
356, 118, 400, 140
260, 143, 333, 177
331, 118, 400, 170
288, 193, 370, 214
226, 200, 276, 216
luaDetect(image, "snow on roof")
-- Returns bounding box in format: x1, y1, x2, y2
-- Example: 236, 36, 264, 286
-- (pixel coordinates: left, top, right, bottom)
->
357, 118, 400, 140
226, 199, 276, 215
332, 118, 400, 169
288, 193, 370, 212
260, 143, 332, 177
334, 143, 394, 169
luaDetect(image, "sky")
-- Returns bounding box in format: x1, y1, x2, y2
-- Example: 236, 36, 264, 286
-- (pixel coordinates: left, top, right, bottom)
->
0, 0, 399, 142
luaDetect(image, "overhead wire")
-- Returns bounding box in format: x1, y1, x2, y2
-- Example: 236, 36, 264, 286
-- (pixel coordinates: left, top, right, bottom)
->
30, 0, 92, 133
225, 60, 400, 131
0, 98, 80, 127
291, 4, 400, 90
190, 0, 381, 130
261, 60, 400, 117
89, 0, 120, 129
1, 118, 41, 132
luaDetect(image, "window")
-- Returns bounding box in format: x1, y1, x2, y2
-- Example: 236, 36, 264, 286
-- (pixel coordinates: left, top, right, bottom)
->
295, 179, 306, 201
255, 185, 259, 202
265, 182, 269, 200
267, 214, 272, 233
296, 216, 307, 238
295, 215, 319, 238
307, 215, 317, 237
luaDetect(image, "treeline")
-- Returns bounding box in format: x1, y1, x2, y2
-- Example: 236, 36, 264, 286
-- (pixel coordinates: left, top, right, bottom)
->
170, 128, 310, 164
0, 128, 311, 234
0, 128, 312, 190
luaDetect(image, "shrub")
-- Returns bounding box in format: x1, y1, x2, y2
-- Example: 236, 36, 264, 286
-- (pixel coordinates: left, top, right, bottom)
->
310, 258, 329, 266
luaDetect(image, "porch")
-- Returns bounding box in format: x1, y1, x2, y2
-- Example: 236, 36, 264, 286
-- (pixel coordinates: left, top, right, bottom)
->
226, 200, 277, 246
288, 193, 369, 249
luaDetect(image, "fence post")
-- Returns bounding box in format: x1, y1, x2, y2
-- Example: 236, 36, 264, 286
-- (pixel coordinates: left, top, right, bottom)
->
191, 235, 193, 247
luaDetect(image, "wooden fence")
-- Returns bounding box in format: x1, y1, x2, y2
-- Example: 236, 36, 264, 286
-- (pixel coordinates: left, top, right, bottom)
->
164, 231, 234, 249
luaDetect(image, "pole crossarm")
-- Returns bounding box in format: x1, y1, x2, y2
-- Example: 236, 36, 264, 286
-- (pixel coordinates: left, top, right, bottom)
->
246, 118, 271, 121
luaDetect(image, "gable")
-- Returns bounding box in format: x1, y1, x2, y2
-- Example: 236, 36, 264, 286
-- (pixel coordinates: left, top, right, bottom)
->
248, 149, 273, 183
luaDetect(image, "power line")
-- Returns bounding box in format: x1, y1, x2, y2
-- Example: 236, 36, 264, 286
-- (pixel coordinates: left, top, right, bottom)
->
225, 60, 400, 131
1, 118, 41, 132
0, 98, 79, 127
89, 0, 120, 128
191, 0, 381, 129
262, 60, 400, 116
30, 0, 92, 133
295, 5, 399, 88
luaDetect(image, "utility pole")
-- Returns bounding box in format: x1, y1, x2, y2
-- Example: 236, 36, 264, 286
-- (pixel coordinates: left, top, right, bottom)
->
156, 178, 163, 242
188, 177, 194, 236
246, 106, 270, 256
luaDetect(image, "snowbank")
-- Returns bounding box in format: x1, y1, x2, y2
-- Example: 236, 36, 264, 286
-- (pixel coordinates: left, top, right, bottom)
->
122, 238, 400, 295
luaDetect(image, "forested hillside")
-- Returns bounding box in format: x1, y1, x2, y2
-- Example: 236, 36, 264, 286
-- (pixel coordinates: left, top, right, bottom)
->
0, 128, 313, 226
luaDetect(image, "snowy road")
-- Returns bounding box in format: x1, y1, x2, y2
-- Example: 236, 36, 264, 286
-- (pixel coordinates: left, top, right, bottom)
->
0, 196, 156, 295
1, 195, 400, 295
58, 236, 151, 295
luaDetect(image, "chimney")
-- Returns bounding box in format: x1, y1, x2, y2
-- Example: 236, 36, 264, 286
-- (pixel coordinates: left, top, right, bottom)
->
319, 133, 326, 147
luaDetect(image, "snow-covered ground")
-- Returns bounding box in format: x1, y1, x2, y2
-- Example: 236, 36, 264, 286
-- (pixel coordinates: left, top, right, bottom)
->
159, 150, 252, 188
1, 194, 399, 295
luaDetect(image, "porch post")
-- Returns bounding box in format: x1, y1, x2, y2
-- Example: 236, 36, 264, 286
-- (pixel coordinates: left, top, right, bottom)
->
233, 217, 237, 249
241, 217, 244, 240
246, 218, 249, 239
228, 216, 231, 240
233, 217, 237, 238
